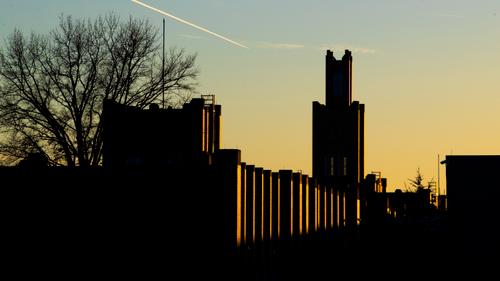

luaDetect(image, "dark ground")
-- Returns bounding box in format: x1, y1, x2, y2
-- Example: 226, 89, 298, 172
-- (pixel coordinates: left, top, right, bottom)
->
2, 167, 496, 279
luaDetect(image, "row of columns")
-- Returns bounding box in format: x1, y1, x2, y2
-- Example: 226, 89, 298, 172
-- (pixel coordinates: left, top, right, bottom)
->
216, 149, 371, 253
215, 149, 360, 251
236, 164, 350, 247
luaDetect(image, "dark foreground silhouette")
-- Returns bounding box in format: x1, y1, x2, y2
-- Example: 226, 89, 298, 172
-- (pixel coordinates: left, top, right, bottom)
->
3, 50, 498, 279
2, 167, 496, 279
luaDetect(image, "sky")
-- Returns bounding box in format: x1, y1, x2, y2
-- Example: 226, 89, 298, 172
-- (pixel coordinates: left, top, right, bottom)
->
1, 0, 499, 191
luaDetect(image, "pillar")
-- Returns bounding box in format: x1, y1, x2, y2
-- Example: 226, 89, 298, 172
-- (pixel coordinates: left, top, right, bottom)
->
214, 105, 222, 151
345, 183, 357, 229
338, 187, 345, 229
319, 183, 325, 232
279, 170, 292, 240
326, 185, 332, 231
308, 177, 316, 234
245, 165, 255, 245
240, 162, 246, 244
263, 170, 272, 241
213, 149, 241, 252
292, 172, 302, 238
254, 167, 263, 242
332, 186, 338, 230
301, 175, 309, 235
271, 172, 280, 240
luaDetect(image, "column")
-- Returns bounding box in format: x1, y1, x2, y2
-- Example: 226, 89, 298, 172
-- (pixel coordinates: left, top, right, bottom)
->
301, 175, 309, 235
279, 170, 292, 240
292, 172, 302, 238
240, 162, 246, 244
332, 186, 338, 230
254, 167, 263, 242
326, 185, 332, 231
213, 149, 241, 252
338, 187, 345, 229
308, 178, 316, 234
245, 165, 255, 245
271, 172, 280, 240
263, 170, 272, 241
319, 183, 325, 232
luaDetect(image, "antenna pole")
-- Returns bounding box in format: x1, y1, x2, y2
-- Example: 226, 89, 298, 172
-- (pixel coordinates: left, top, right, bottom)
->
162, 18, 165, 109
437, 154, 441, 197
436, 154, 441, 208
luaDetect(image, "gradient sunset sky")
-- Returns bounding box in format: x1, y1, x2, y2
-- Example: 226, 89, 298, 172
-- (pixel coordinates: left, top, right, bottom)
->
1, 0, 499, 191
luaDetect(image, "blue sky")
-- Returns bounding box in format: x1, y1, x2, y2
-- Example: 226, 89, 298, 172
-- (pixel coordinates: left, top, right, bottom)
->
1, 0, 500, 190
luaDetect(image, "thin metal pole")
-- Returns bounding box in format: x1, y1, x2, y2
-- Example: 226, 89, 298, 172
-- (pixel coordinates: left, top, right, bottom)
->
437, 154, 440, 197
162, 18, 165, 108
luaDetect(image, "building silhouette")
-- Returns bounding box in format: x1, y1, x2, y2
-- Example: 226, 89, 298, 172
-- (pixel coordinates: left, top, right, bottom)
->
362, 173, 388, 223
313, 50, 365, 228
443, 155, 500, 255
103, 96, 221, 168
4, 49, 475, 277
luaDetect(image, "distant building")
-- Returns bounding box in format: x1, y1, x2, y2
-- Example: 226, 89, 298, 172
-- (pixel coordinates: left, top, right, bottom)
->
103, 96, 221, 168
444, 155, 500, 254
99, 93, 344, 248
362, 173, 388, 223
386, 188, 433, 219
312, 50, 365, 228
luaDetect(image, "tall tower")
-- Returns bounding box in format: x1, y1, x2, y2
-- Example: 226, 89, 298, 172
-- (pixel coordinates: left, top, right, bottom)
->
312, 50, 365, 228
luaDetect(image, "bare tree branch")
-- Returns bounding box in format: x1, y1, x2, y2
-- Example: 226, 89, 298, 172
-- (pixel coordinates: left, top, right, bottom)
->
0, 13, 198, 166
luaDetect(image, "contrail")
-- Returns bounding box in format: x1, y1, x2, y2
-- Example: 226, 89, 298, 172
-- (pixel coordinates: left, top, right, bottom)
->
131, 0, 249, 49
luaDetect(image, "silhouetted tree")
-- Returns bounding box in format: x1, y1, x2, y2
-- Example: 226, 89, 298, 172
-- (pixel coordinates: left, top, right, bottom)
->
408, 168, 425, 192
407, 168, 433, 193
0, 14, 198, 166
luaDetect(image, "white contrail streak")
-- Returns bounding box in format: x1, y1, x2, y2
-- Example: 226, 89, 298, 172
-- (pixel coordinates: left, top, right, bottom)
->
131, 0, 249, 49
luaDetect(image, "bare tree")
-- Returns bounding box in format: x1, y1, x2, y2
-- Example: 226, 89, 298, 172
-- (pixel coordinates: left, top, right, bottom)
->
0, 14, 198, 166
